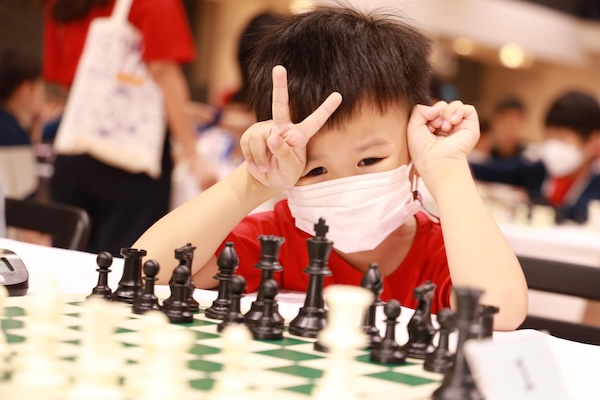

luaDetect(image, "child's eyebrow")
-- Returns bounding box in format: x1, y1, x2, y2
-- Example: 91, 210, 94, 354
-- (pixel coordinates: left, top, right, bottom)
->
353, 138, 391, 152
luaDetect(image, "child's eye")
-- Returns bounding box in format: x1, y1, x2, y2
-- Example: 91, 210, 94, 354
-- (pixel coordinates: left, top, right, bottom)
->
358, 158, 382, 166
305, 167, 327, 177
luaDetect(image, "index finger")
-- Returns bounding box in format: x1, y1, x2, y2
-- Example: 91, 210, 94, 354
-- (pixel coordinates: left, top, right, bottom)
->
272, 65, 291, 126
297, 92, 343, 139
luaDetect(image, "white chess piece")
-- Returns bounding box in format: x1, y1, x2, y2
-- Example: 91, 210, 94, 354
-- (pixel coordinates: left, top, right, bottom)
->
530, 205, 556, 227
587, 200, 600, 231
11, 279, 69, 399
312, 285, 374, 400
0, 285, 8, 378
67, 297, 127, 400
138, 324, 195, 400
513, 204, 529, 226
209, 324, 252, 400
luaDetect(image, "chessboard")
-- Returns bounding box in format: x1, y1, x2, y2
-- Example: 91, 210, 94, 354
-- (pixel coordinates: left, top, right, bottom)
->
0, 293, 444, 400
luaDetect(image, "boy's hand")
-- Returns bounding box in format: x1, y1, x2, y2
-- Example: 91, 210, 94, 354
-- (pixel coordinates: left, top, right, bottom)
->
407, 100, 479, 189
241, 66, 342, 192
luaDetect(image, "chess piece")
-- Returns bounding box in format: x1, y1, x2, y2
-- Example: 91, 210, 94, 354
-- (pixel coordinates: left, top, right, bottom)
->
205, 242, 239, 320
432, 287, 484, 400
312, 285, 373, 400
244, 235, 285, 327
370, 299, 406, 364
88, 251, 114, 300
0, 285, 8, 378
217, 275, 247, 333
424, 308, 456, 373
175, 243, 200, 313
132, 260, 162, 314
401, 280, 437, 359
162, 265, 194, 324
113, 247, 147, 304
209, 324, 252, 400
249, 279, 284, 340
478, 304, 499, 339
289, 218, 333, 338
360, 263, 383, 348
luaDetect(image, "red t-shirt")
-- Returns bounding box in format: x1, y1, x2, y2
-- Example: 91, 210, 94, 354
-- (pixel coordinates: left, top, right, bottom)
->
218, 200, 452, 313
43, 0, 196, 87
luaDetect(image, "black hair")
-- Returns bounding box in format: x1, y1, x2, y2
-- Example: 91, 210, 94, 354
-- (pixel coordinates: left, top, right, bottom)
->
246, 6, 432, 130
43, 0, 109, 23
545, 91, 600, 139
493, 97, 526, 115
0, 47, 42, 102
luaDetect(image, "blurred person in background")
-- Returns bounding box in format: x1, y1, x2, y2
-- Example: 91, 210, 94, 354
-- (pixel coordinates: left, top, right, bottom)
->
471, 91, 600, 223
41, 0, 215, 255
488, 97, 528, 160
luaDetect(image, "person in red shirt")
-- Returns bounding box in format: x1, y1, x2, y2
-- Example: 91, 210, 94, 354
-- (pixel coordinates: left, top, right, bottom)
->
42, 0, 216, 255
135, 6, 528, 330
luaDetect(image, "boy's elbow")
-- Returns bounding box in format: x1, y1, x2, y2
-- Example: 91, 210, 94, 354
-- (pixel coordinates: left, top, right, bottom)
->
493, 286, 529, 331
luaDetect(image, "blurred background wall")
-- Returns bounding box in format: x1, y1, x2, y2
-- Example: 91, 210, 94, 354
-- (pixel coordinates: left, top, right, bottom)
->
1, 0, 598, 141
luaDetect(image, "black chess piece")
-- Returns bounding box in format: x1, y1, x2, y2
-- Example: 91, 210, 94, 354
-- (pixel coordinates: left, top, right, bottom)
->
424, 308, 456, 374
244, 235, 285, 328
132, 260, 162, 315
176, 243, 200, 313
289, 218, 333, 338
113, 248, 147, 304
217, 275, 247, 333
401, 280, 437, 359
87, 251, 114, 300
432, 287, 484, 400
162, 264, 194, 324
205, 242, 239, 320
370, 299, 406, 364
478, 304, 499, 339
249, 279, 284, 340
360, 263, 384, 348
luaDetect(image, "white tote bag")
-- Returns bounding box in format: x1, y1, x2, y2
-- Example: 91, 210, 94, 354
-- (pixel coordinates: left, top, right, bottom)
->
54, 0, 166, 179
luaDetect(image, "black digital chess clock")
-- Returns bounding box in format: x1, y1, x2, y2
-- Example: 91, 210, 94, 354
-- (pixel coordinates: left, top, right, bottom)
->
0, 249, 29, 296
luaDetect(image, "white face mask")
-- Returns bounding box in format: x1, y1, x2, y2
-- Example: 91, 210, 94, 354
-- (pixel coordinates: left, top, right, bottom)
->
539, 139, 584, 177
287, 164, 421, 253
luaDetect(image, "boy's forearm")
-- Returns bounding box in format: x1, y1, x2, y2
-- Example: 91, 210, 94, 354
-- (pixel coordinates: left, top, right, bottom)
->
133, 165, 279, 285
427, 160, 528, 331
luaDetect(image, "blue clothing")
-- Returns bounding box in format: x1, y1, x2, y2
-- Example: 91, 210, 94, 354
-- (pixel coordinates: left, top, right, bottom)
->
470, 158, 600, 223
0, 108, 31, 146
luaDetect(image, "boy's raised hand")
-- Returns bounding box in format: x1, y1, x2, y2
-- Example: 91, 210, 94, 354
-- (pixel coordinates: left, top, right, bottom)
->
407, 100, 480, 189
241, 65, 342, 192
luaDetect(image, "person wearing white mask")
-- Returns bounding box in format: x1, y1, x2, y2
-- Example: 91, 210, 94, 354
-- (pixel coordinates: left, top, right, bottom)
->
134, 7, 528, 331
471, 91, 600, 223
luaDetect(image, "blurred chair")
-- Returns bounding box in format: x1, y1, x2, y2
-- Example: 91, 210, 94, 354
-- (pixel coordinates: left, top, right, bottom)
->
5, 197, 90, 251
518, 256, 600, 346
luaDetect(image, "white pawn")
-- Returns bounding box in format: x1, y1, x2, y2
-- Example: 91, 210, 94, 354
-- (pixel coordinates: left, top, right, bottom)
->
587, 200, 600, 231
125, 310, 170, 398
11, 279, 69, 399
209, 324, 252, 400
67, 297, 127, 400
138, 325, 195, 400
312, 285, 373, 400
530, 205, 556, 227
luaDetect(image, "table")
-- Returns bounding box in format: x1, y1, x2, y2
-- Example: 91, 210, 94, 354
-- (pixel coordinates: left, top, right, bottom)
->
1, 238, 599, 399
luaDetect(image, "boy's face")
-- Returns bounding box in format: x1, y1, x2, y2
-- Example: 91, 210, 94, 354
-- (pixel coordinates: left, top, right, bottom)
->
545, 126, 597, 162
297, 103, 410, 186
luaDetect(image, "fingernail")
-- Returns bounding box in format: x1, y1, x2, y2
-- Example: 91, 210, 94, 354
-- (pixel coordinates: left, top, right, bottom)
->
442, 121, 452, 131
450, 114, 459, 123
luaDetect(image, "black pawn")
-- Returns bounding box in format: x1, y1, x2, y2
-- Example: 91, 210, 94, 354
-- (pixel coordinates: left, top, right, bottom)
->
249, 279, 283, 340
289, 218, 333, 338
132, 260, 162, 315
162, 265, 194, 324
432, 287, 484, 400
113, 248, 147, 304
244, 235, 285, 328
88, 251, 114, 300
217, 275, 247, 333
401, 280, 437, 359
478, 304, 499, 339
205, 242, 239, 320
370, 300, 406, 364
176, 243, 200, 313
361, 263, 384, 348
424, 308, 456, 374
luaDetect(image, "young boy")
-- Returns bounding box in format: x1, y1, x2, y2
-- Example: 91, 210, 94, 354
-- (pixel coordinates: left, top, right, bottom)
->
135, 6, 527, 330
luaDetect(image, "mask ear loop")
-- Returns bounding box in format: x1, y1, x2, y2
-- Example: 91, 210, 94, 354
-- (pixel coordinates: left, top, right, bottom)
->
410, 165, 441, 224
